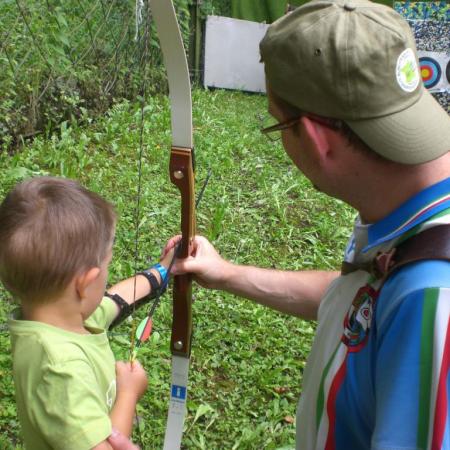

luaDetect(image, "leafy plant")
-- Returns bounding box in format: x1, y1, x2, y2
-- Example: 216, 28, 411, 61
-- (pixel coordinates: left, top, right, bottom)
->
0, 0, 195, 152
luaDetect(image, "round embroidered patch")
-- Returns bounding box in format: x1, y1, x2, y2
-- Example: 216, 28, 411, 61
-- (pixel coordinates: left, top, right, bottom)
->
342, 285, 378, 352
396, 48, 420, 93
419, 56, 442, 89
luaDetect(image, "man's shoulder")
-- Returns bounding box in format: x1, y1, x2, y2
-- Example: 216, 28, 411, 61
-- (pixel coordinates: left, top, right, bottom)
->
383, 259, 450, 295
376, 259, 450, 325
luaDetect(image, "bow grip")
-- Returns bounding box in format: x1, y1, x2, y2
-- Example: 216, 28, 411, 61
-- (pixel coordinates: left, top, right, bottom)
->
169, 146, 195, 357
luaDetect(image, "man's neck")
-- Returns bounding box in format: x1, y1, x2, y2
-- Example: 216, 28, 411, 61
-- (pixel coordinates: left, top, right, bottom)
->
353, 153, 450, 224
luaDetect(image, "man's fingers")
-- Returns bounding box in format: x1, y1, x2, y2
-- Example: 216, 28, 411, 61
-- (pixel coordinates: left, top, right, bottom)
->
171, 256, 197, 275
108, 429, 140, 450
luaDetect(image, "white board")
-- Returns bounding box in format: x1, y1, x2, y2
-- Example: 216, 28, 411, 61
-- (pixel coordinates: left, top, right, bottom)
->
203, 15, 269, 93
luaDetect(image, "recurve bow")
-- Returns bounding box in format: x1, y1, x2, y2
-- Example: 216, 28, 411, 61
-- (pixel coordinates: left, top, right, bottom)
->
148, 1, 195, 448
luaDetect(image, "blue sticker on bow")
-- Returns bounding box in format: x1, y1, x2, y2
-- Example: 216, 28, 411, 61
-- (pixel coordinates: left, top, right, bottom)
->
171, 384, 187, 401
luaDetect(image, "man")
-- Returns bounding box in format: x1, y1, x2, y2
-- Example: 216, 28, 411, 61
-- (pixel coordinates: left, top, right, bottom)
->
166, 0, 450, 448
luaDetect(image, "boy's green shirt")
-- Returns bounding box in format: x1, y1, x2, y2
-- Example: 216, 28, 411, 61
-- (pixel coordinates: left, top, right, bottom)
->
8, 298, 118, 450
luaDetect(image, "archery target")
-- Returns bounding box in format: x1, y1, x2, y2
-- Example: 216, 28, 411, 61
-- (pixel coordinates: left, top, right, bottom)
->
419, 56, 441, 89
447, 59, 450, 84
417, 51, 450, 94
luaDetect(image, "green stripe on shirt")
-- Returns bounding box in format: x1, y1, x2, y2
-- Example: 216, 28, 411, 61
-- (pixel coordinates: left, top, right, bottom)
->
417, 288, 439, 449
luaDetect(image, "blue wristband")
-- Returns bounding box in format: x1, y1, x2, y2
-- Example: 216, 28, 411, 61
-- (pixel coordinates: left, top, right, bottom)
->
151, 263, 168, 285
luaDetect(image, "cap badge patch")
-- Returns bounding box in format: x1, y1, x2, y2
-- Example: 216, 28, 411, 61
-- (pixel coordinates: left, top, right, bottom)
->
396, 48, 420, 93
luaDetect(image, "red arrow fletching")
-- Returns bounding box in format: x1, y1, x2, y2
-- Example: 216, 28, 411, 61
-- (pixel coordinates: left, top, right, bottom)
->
136, 316, 153, 343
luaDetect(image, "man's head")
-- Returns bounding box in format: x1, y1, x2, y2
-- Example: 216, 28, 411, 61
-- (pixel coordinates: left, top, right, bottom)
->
260, 0, 450, 164
0, 177, 116, 305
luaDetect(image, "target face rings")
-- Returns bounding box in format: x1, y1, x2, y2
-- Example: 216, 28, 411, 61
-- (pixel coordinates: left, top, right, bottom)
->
419, 56, 442, 89
446, 59, 450, 84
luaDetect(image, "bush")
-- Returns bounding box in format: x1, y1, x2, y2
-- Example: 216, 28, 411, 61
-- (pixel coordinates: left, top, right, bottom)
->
0, 0, 195, 152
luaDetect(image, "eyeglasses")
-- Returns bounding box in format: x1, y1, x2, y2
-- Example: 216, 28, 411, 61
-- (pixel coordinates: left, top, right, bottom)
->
259, 113, 342, 142
260, 117, 301, 142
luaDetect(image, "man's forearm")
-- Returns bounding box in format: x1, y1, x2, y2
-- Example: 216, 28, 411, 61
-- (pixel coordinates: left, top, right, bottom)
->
220, 264, 339, 320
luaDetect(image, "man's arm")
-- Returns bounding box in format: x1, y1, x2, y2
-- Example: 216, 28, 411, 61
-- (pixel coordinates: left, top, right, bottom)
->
168, 236, 339, 321
220, 264, 339, 320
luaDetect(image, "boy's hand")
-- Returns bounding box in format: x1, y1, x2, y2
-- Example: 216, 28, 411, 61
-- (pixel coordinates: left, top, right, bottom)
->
163, 235, 233, 290
159, 246, 175, 271
115, 360, 148, 401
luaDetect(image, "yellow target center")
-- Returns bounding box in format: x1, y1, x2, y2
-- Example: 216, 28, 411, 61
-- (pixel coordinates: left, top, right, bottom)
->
421, 68, 431, 78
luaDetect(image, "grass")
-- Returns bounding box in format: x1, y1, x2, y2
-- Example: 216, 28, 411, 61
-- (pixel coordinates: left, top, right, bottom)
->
0, 88, 355, 449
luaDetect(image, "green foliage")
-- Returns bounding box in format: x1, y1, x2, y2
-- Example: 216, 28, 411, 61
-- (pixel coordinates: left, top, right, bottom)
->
0, 0, 234, 152
199, 0, 232, 18
0, 89, 355, 448
0, 0, 193, 152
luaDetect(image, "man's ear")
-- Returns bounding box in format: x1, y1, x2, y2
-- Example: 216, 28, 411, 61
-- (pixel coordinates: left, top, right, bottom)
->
75, 267, 101, 299
300, 116, 331, 161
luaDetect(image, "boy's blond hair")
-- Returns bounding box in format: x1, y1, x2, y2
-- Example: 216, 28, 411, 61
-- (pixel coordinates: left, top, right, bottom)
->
0, 177, 116, 304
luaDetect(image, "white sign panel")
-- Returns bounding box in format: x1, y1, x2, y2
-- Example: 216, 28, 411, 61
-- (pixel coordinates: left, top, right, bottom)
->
204, 16, 269, 93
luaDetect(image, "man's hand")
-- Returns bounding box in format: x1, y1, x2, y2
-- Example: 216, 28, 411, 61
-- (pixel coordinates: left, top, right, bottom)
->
163, 235, 233, 290
164, 235, 337, 320
107, 429, 140, 450
115, 360, 148, 401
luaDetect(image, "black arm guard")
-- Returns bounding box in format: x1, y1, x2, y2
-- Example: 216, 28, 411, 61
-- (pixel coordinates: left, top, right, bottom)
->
107, 271, 166, 329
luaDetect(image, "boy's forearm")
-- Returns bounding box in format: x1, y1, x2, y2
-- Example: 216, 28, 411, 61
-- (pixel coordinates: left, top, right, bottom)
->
109, 391, 139, 438
107, 268, 162, 306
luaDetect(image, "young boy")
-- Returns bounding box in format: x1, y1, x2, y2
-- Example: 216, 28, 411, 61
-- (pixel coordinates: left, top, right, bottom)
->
0, 176, 172, 450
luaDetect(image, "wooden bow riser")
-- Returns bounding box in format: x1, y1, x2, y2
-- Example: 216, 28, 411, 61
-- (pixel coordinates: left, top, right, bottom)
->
169, 146, 195, 357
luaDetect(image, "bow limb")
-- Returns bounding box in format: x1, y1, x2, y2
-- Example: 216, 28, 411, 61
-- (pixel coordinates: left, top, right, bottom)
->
149, 1, 194, 449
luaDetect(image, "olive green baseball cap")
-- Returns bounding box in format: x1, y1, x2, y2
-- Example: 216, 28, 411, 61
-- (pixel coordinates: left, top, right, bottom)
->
260, 0, 450, 164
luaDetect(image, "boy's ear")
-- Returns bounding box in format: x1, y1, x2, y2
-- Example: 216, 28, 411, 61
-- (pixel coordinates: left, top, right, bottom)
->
300, 116, 331, 161
75, 267, 100, 299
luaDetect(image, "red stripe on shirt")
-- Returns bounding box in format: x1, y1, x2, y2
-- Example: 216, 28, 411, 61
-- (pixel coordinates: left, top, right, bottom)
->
400, 196, 450, 231
325, 354, 348, 450
432, 317, 450, 450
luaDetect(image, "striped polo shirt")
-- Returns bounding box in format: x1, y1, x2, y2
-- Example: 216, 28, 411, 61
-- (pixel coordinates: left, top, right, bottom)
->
296, 177, 450, 450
